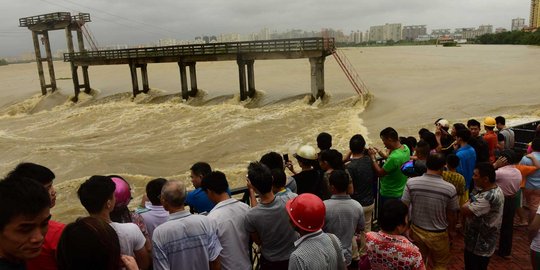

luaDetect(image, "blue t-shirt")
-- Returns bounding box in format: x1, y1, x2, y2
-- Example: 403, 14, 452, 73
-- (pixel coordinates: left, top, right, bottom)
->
456, 144, 476, 189
185, 188, 231, 214
521, 152, 540, 189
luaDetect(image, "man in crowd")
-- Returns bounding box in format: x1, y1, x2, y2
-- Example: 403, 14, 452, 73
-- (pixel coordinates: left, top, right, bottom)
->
493, 150, 521, 258
152, 180, 222, 270
77, 176, 150, 270
368, 127, 410, 215
287, 145, 326, 199
467, 119, 490, 164
203, 171, 251, 270
139, 178, 169, 239
455, 129, 477, 192
6, 163, 65, 270
287, 193, 345, 270
366, 199, 425, 270
245, 162, 297, 270
260, 152, 297, 193
442, 154, 467, 206
345, 134, 375, 233
0, 177, 51, 270
323, 170, 365, 268
483, 117, 498, 163
186, 162, 215, 214
496, 116, 515, 151
461, 163, 504, 270
270, 169, 297, 201
402, 153, 459, 269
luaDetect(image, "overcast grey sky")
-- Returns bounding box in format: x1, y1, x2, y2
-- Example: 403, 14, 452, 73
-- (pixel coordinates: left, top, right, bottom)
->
0, 0, 530, 57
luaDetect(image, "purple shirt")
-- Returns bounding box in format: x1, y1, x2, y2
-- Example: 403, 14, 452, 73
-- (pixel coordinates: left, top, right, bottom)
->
140, 202, 169, 238
495, 165, 521, 197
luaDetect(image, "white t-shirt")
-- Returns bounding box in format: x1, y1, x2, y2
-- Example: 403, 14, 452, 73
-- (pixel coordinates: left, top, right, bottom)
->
532, 207, 540, 252
110, 222, 146, 256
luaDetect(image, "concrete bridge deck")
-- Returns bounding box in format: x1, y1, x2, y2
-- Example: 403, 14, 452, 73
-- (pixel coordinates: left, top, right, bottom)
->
64, 38, 335, 65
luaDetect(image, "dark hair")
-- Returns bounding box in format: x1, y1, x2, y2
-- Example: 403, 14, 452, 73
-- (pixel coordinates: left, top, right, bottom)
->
426, 153, 446, 171
270, 169, 287, 189
319, 149, 344, 170
329, 170, 349, 193
0, 177, 50, 231
201, 171, 229, 194
467, 119, 481, 128
532, 138, 540, 152
6, 162, 55, 185
535, 124, 540, 138
418, 128, 430, 138
420, 131, 438, 150
476, 162, 496, 183
456, 128, 472, 142
349, 134, 366, 153
77, 175, 115, 214
190, 162, 212, 178
407, 136, 418, 149
495, 116, 506, 125
247, 162, 273, 194
260, 152, 284, 170
146, 178, 168, 205
400, 137, 414, 156
317, 132, 332, 151
500, 149, 516, 164
453, 123, 467, 132
380, 127, 399, 141
415, 140, 430, 159
57, 217, 120, 270
378, 199, 408, 232
446, 154, 460, 169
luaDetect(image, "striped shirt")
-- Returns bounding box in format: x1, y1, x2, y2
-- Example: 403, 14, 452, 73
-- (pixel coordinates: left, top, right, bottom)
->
289, 230, 344, 270
323, 195, 365, 265
402, 173, 459, 231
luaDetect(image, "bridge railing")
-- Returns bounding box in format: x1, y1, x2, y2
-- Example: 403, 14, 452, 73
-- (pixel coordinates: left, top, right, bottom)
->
19, 12, 72, 27
64, 37, 335, 62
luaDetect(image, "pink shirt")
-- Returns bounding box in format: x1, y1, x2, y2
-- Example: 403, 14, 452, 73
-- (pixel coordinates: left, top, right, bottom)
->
495, 165, 522, 197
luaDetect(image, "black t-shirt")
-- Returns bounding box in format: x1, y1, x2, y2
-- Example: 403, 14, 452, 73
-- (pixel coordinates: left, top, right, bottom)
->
0, 258, 25, 270
293, 169, 328, 200
469, 136, 489, 163
346, 156, 376, 206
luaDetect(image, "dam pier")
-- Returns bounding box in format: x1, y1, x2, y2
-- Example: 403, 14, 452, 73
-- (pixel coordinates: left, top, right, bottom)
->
20, 12, 337, 102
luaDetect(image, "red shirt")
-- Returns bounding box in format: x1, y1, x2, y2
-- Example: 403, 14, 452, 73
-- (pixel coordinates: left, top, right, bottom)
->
483, 131, 498, 163
26, 220, 65, 270
366, 231, 425, 270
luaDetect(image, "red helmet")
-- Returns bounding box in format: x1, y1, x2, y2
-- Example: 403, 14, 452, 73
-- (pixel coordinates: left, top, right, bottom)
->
286, 193, 326, 232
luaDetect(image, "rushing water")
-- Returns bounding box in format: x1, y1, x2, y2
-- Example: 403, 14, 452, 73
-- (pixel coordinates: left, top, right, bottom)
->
1, 45, 539, 222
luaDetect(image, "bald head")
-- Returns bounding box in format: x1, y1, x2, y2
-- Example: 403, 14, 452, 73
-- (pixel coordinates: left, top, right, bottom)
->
160, 180, 186, 208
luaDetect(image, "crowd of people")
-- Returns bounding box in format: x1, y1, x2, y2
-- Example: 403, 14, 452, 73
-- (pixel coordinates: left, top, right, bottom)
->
1, 116, 540, 270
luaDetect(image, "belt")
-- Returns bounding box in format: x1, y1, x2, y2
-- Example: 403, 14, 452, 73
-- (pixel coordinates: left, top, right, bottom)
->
412, 223, 447, 233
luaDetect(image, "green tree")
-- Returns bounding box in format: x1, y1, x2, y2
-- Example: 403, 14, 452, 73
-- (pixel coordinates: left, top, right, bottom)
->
0, 59, 8, 66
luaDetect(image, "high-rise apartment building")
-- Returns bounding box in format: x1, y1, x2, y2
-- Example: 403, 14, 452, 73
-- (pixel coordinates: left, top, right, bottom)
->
532, 0, 540, 28
369, 23, 402, 42
402, 25, 427, 41
511, 18, 526, 31
478, 25, 493, 35
431, 29, 451, 37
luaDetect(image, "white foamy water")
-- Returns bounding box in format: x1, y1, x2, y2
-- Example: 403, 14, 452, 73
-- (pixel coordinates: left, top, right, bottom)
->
1, 45, 539, 222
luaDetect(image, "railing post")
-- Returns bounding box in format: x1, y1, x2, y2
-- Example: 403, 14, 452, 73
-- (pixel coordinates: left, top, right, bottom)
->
309, 56, 325, 102
31, 31, 47, 95
188, 62, 198, 97
42, 31, 57, 92
178, 61, 189, 100
237, 58, 248, 101
247, 60, 256, 98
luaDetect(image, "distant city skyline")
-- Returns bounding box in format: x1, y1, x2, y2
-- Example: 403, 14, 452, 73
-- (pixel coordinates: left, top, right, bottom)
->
1, 0, 531, 58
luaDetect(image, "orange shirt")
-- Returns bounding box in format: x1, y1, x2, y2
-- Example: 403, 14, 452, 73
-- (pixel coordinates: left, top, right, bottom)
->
515, 164, 539, 188
483, 131, 498, 163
